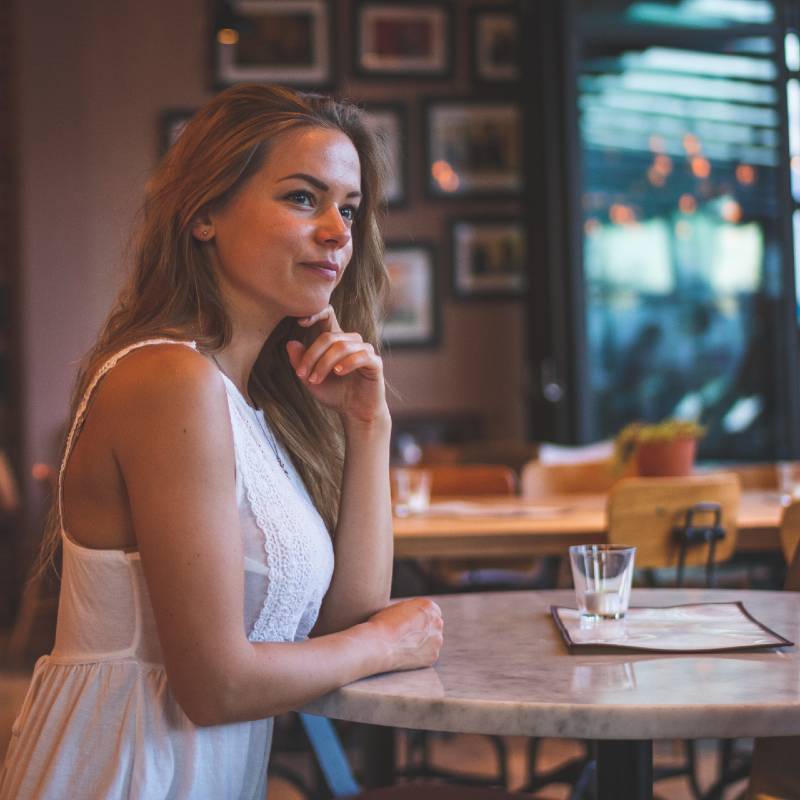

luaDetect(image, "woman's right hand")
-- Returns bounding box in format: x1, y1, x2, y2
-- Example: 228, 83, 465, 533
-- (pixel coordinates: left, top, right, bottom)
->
366, 598, 444, 672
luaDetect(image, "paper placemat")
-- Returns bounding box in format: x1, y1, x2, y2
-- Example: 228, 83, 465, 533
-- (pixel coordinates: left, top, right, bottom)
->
551, 602, 794, 653
425, 501, 573, 518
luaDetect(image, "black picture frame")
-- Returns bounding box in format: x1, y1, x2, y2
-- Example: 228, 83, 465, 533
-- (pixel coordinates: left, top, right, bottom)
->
361, 103, 408, 207
382, 242, 440, 348
160, 108, 197, 155
470, 5, 521, 84
354, 1, 453, 79
424, 99, 522, 197
450, 218, 526, 298
213, 0, 333, 89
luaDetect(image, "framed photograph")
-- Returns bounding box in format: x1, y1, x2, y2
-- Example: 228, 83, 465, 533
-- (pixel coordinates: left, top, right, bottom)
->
382, 243, 439, 347
354, 2, 452, 78
362, 104, 407, 207
214, 1, 332, 88
160, 109, 196, 155
451, 219, 527, 298
425, 100, 522, 196
470, 5, 521, 83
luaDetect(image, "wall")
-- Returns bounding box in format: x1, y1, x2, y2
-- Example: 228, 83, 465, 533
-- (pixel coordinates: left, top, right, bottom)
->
16, 0, 527, 517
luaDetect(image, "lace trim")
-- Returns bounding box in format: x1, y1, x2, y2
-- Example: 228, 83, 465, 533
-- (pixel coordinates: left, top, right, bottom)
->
223, 391, 333, 643
57, 339, 197, 530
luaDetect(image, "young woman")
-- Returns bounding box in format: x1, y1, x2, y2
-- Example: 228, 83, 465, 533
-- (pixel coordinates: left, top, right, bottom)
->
0, 84, 443, 799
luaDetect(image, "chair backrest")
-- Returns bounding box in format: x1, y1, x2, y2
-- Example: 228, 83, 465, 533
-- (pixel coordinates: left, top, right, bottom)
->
607, 474, 740, 574
520, 458, 620, 499
780, 501, 800, 591
426, 463, 517, 496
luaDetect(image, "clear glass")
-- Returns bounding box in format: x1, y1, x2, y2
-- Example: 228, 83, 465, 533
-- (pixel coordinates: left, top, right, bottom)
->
569, 545, 636, 620
777, 461, 800, 504
391, 467, 432, 517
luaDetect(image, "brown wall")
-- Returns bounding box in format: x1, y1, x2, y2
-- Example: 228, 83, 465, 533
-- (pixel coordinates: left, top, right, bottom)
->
15, 0, 527, 511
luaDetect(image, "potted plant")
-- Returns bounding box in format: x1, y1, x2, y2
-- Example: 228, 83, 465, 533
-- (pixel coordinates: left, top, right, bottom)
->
614, 418, 706, 477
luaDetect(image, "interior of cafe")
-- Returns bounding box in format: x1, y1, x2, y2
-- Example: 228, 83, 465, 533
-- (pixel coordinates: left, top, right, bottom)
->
2, 0, 800, 799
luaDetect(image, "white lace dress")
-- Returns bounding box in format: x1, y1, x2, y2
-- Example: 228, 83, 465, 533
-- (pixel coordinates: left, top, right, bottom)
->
0, 339, 335, 800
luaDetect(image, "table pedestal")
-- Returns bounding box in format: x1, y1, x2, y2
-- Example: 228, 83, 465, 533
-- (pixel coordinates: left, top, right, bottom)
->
596, 740, 653, 800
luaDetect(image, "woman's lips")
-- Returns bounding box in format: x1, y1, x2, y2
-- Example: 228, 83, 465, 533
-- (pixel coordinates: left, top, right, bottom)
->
301, 261, 338, 280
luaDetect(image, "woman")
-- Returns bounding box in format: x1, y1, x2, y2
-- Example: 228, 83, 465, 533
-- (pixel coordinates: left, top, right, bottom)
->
0, 84, 443, 799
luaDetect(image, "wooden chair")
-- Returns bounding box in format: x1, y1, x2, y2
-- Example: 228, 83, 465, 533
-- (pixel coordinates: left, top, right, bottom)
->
520, 458, 621, 499
607, 474, 740, 586
779, 501, 800, 590
426, 463, 517, 496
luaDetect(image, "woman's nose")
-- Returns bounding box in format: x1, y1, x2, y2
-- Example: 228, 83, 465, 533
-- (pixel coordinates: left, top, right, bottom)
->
316, 207, 351, 249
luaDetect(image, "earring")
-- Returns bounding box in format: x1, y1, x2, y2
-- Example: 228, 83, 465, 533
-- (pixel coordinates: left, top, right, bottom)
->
203, 228, 211, 238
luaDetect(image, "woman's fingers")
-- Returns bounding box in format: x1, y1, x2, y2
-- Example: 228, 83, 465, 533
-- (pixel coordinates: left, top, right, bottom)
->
329, 349, 381, 381
297, 304, 341, 333
285, 340, 306, 372
293, 332, 362, 381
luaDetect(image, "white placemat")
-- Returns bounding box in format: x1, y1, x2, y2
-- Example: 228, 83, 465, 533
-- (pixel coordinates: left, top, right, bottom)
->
551, 602, 793, 653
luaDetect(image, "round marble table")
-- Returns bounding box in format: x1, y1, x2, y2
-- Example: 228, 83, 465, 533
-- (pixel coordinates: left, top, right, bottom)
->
302, 588, 800, 799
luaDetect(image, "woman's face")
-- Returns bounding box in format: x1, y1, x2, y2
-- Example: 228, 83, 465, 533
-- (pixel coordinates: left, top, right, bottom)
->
201, 126, 362, 327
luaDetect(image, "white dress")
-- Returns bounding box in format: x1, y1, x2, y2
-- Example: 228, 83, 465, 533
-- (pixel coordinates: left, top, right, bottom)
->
0, 339, 335, 799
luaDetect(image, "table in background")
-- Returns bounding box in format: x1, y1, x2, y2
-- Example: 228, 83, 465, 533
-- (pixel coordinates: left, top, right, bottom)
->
392, 490, 783, 559
302, 588, 800, 800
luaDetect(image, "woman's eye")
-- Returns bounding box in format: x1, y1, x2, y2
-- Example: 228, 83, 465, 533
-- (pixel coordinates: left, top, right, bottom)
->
286, 190, 314, 206
340, 205, 359, 223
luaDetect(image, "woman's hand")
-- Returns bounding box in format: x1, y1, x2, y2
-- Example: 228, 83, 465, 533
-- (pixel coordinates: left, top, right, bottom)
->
365, 598, 444, 673
286, 305, 387, 425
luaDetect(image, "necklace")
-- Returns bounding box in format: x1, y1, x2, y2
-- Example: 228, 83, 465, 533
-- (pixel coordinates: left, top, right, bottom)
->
211, 354, 290, 479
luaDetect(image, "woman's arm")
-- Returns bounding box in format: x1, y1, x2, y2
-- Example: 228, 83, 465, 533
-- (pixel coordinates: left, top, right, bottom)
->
105, 346, 441, 727
285, 306, 395, 634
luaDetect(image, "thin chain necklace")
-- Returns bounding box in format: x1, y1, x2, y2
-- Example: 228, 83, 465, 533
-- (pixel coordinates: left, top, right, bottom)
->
211, 354, 290, 479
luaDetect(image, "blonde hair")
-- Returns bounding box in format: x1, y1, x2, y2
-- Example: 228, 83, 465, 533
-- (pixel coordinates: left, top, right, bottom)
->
39, 84, 389, 570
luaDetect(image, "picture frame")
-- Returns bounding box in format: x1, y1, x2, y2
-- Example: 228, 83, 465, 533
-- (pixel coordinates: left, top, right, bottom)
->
425, 100, 522, 197
382, 243, 439, 347
470, 5, 521, 83
213, 0, 333, 88
361, 103, 408, 207
450, 218, 527, 298
160, 109, 196, 155
354, 1, 452, 78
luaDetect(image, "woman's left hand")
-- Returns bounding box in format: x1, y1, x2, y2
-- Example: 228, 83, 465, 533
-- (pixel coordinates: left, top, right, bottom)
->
286, 305, 388, 425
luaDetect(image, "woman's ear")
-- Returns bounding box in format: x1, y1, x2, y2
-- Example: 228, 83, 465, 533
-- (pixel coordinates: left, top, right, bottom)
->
191, 214, 215, 242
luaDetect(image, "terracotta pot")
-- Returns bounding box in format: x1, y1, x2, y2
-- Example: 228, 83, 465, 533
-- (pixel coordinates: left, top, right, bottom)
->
635, 437, 697, 477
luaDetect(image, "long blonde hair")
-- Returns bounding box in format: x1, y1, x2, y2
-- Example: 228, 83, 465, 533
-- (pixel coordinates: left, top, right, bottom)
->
39, 84, 389, 570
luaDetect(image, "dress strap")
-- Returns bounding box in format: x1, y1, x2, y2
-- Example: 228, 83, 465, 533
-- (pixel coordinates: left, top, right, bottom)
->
57, 338, 198, 531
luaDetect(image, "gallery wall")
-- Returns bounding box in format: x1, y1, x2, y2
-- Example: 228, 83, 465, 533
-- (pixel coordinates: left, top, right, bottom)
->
15, 0, 528, 520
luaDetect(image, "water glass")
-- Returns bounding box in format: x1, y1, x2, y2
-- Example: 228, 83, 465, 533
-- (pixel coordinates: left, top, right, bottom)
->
778, 461, 800, 505
391, 467, 432, 516
569, 544, 636, 620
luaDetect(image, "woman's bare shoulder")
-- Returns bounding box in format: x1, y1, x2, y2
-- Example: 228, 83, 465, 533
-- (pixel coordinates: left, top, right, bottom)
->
93, 343, 227, 429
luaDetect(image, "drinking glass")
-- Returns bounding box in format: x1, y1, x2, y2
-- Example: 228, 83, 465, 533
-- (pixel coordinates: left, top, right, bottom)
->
778, 461, 800, 505
391, 467, 432, 517
569, 544, 636, 620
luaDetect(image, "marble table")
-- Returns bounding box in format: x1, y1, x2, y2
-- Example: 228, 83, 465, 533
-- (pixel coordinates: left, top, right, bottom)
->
392, 490, 784, 558
302, 588, 800, 799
